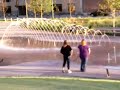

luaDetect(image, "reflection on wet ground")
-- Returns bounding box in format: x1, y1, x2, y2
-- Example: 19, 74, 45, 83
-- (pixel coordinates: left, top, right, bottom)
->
0, 36, 120, 66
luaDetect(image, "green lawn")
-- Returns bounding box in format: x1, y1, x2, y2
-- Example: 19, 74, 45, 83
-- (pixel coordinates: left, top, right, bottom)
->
0, 77, 119, 90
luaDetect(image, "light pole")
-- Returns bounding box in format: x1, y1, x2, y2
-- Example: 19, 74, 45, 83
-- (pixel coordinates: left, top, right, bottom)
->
112, 9, 116, 37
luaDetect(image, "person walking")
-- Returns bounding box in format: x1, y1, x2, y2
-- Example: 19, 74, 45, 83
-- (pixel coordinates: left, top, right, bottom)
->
78, 39, 91, 72
60, 40, 73, 73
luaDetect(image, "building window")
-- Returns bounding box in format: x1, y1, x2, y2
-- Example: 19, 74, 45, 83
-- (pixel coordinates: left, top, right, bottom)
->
6, 0, 11, 2
68, 3, 75, 13
18, 6, 26, 15
6, 6, 11, 16
54, 4, 62, 12
6, 6, 11, 13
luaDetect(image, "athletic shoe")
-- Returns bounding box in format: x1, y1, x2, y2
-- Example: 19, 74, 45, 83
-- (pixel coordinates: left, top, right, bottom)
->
68, 70, 72, 73
62, 68, 65, 73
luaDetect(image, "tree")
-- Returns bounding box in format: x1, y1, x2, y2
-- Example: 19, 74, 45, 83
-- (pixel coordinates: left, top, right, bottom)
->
28, 0, 53, 18
68, 3, 75, 17
99, 0, 120, 16
63, 0, 75, 18
25, 0, 28, 18
68, 0, 75, 18
51, 0, 54, 18
99, 0, 120, 36
0, 0, 7, 19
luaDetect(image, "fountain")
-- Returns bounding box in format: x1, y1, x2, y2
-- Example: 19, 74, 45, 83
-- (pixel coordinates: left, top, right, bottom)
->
0, 18, 120, 66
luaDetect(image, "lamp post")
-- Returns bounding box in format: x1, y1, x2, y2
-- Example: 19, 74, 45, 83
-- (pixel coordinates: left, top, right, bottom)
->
113, 9, 115, 37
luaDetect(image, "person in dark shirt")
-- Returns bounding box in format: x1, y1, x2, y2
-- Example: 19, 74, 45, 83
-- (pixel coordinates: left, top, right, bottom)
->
60, 40, 73, 73
78, 39, 91, 72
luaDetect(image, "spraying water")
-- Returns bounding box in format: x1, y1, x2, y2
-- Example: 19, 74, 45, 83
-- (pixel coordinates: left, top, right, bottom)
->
0, 18, 119, 66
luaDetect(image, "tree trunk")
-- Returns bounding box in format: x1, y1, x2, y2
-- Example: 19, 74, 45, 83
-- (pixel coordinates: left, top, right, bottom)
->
40, 3, 43, 18
51, 0, 54, 18
34, 9, 36, 18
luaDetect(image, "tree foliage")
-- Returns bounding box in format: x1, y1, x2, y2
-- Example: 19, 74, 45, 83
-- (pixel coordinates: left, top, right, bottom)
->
29, 0, 53, 18
99, 0, 120, 35
0, 0, 7, 19
68, 3, 75, 13
99, 0, 120, 16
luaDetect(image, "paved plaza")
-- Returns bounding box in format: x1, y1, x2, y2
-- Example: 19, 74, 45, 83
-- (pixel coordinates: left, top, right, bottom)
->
0, 60, 119, 80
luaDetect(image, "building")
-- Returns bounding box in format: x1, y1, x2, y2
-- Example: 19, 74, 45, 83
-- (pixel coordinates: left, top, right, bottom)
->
0, 0, 103, 17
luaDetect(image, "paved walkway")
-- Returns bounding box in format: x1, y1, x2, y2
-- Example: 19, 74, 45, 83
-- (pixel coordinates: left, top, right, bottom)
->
0, 60, 120, 80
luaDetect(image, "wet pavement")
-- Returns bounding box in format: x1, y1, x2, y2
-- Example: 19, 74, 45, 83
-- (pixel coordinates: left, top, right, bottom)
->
0, 60, 119, 80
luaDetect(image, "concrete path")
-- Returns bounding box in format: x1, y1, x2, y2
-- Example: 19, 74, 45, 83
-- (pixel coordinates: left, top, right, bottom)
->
0, 60, 120, 80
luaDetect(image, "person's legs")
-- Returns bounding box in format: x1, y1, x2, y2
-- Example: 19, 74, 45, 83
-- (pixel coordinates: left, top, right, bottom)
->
62, 56, 67, 73
66, 57, 70, 70
63, 56, 66, 67
66, 57, 72, 73
80, 58, 87, 72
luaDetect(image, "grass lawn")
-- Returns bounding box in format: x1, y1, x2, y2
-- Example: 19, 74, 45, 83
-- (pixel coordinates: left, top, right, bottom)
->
0, 77, 119, 90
